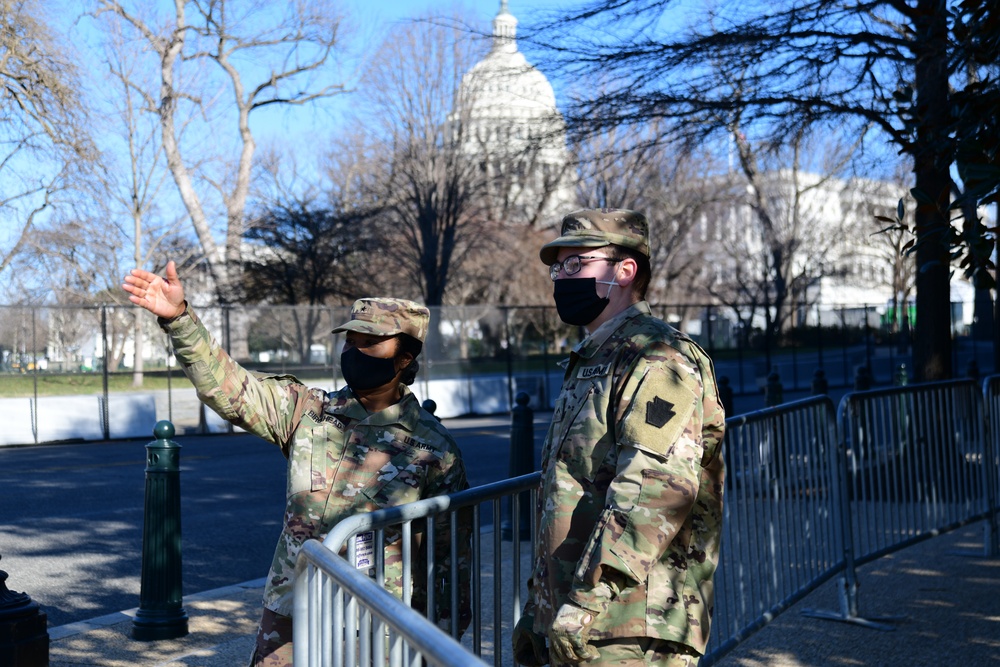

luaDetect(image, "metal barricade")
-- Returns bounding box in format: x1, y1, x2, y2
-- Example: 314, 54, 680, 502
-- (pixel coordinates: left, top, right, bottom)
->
704, 396, 842, 665
983, 374, 1000, 557
838, 380, 990, 563
293, 538, 483, 667
293, 474, 538, 667
293, 380, 1000, 666
796, 379, 993, 631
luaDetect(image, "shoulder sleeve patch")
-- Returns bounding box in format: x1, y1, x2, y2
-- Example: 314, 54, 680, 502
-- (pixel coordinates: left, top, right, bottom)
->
645, 396, 676, 428
619, 368, 698, 458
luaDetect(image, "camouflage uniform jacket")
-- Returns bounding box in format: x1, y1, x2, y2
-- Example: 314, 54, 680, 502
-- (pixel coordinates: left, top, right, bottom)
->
531, 301, 726, 654
160, 307, 469, 619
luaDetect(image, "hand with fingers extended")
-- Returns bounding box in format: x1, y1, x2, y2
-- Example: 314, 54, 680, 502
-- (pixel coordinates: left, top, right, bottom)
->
511, 610, 549, 666
548, 603, 599, 664
122, 260, 187, 320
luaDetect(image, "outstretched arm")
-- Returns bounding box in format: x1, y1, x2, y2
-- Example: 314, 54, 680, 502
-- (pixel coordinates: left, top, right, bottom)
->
122, 260, 186, 320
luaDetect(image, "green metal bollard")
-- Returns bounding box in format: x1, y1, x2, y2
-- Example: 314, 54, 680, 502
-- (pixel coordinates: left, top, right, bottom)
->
502, 392, 534, 541
764, 372, 783, 407
132, 420, 189, 641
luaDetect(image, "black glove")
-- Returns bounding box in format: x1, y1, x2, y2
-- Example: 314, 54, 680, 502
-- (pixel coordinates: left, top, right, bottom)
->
512, 611, 549, 666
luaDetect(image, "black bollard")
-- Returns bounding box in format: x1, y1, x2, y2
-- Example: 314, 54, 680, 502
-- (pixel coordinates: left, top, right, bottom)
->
967, 359, 980, 383
764, 372, 783, 407
502, 392, 534, 541
811, 369, 829, 395
132, 421, 189, 641
421, 398, 441, 422
0, 555, 48, 666
717, 376, 735, 417
854, 365, 873, 391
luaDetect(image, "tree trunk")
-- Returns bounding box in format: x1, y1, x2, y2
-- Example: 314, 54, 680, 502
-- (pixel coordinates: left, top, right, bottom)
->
911, 0, 953, 382
994, 228, 999, 374
132, 311, 145, 387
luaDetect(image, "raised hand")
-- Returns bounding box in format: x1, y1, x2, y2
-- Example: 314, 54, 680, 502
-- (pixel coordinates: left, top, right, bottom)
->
122, 260, 187, 320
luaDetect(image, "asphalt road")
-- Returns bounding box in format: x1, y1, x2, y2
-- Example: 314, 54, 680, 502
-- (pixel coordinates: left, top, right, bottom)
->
0, 414, 546, 628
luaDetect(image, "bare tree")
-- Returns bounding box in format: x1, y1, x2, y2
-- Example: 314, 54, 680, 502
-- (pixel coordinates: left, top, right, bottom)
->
0, 0, 92, 288
349, 9, 580, 317
91, 0, 350, 304
863, 168, 918, 341
715, 122, 867, 338
572, 123, 730, 306
24, 212, 127, 369
243, 197, 376, 361
91, 20, 188, 385
350, 13, 493, 308
536, 0, 997, 380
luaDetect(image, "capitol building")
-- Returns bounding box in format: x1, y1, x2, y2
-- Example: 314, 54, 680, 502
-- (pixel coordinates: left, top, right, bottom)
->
448, 1, 577, 227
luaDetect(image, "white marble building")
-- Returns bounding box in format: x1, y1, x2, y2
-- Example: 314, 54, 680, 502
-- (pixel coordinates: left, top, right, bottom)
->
448, 1, 577, 227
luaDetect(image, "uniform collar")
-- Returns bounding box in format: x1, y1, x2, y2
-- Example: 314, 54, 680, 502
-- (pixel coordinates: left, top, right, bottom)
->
327, 384, 421, 430
572, 301, 650, 360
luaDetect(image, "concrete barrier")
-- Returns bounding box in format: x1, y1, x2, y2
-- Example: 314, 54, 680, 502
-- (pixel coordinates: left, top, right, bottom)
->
103, 394, 158, 439
416, 373, 563, 418
202, 404, 246, 434
34, 396, 104, 443
0, 397, 37, 445
415, 378, 470, 418
0, 372, 562, 445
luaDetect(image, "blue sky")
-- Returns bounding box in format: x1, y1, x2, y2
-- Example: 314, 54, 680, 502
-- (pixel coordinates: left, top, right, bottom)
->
0, 1, 576, 258
250, 0, 578, 167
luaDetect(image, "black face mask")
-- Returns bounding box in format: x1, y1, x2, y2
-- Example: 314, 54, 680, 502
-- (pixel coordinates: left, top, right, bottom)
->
340, 346, 399, 391
553, 277, 611, 326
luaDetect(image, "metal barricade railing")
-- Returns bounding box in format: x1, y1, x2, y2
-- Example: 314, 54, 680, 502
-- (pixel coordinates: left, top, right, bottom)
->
838, 380, 990, 563
294, 379, 1000, 667
793, 378, 993, 632
983, 374, 1000, 557
293, 538, 483, 667
293, 474, 538, 667
704, 396, 842, 665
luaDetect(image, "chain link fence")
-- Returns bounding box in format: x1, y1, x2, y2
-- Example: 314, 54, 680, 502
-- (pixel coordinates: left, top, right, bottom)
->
0, 301, 992, 443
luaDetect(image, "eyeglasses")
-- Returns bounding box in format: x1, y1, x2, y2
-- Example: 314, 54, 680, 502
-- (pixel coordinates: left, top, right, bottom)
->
549, 255, 617, 281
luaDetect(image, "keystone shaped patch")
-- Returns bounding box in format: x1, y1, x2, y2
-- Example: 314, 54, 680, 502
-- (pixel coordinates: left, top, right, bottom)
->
645, 396, 676, 428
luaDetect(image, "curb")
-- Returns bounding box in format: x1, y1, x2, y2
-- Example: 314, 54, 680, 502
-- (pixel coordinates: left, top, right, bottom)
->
48, 578, 267, 641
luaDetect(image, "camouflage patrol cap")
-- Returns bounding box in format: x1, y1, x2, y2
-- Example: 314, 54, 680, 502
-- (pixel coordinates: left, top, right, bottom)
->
331, 298, 430, 343
539, 208, 650, 265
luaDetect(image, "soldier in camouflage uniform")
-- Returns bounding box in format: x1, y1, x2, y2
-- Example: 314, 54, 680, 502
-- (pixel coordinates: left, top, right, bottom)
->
512, 209, 726, 666
123, 262, 470, 666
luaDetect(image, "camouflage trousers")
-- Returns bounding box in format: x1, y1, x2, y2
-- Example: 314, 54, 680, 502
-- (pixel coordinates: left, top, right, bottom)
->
249, 608, 293, 667
551, 637, 700, 667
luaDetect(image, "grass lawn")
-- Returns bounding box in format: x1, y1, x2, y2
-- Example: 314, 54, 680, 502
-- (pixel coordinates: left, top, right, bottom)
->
0, 372, 193, 397
0, 369, 341, 398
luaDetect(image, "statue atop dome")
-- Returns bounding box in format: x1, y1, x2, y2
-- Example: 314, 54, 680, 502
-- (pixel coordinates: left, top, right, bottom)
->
492, 0, 517, 53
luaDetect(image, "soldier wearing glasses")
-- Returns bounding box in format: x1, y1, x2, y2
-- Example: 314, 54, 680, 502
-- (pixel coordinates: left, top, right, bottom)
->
512, 209, 726, 666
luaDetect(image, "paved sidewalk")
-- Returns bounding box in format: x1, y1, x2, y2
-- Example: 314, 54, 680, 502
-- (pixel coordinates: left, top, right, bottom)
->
46, 524, 1000, 666
720, 524, 1000, 667
48, 579, 263, 667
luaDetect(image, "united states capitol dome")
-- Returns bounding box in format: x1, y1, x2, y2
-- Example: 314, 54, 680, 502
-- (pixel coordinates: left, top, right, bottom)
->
449, 1, 577, 226
457, 1, 559, 120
